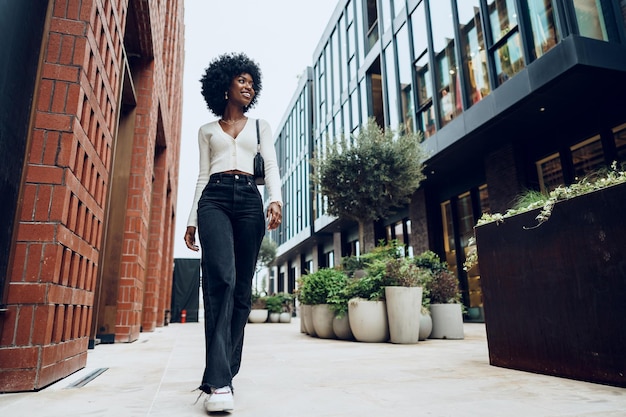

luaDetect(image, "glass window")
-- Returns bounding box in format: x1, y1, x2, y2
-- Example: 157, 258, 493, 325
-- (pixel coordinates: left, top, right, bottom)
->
331, 29, 341, 105
382, 0, 392, 33
350, 90, 360, 132
536, 152, 564, 192
441, 201, 457, 270
573, 0, 609, 41
479, 184, 490, 215
347, 20, 357, 81
411, 2, 428, 59
346, 0, 354, 25
384, 45, 399, 129
488, 0, 525, 85
457, 1, 491, 106
359, 79, 368, 127
571, 135, 605, 180
493, 32, 524, 84
393, 0, 405, 17
355, 0, 365, 61
613, 123, 626, 162
430, 0, 461, 126
488, 0, 518, 44
366, 0, 379, 52
396, 24, 414, 130
339, 15, 348, 96
457, 192, 475, 253
343, 103, 351, 139
525, 0, 559, 59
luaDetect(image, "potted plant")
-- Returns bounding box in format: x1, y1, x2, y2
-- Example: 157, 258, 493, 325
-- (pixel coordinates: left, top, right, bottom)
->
327, 277, 354, 340
416, 251, 464, 340
249, 293, 268, 323
345, 269, 389, 343
265, 294, 283, 323
428, 269, 464, 339
296, 275, 315, 336
380, 257, 428, 344
302, 268, 349, 339
277, 292, 294, 323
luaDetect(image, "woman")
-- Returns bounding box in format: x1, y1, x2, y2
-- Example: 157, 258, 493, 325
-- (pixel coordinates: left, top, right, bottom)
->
184, 52, 282, 413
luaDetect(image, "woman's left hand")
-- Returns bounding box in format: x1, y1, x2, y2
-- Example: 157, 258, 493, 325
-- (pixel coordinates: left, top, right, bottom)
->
266, 202, 282, 230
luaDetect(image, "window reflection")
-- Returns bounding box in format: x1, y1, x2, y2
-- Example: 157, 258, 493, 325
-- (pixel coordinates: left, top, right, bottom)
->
411, 2, 435, 138
573, 0, 609, 41
536, 153, 563, 192
613, 123, 626, 163
396, 24, 414, 130
385, 46, 399, 129
366, 0, 379, 51
488, 0, 525, 85
526, 0, 558, 58
441, 201, 456, 269
331, 29, 341, 105
430, 0, 461, 126
488, 0, 518, 43
457, 2, 490, 106
494, 33, 524, 84
571, 135, 605, 180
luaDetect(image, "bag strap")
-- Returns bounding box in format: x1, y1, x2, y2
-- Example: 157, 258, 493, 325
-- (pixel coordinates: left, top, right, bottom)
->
256, 119, 261, 153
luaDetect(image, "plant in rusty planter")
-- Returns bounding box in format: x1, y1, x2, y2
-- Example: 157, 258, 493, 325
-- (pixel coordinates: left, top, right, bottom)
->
473, 163, 626, 387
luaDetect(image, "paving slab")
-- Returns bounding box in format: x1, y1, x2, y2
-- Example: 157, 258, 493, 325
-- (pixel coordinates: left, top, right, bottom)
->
1, 320, 624, 416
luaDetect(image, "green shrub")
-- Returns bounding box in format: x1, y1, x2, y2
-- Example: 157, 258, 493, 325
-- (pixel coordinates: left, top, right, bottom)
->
298, 268, 348, 305
264, 295, 283, 314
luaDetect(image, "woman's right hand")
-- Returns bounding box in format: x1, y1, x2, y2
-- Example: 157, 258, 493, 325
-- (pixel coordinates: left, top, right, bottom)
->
184, 226, 199, 251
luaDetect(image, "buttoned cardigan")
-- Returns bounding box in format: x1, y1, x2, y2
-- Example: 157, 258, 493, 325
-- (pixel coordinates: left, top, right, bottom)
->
187, 118, 282, 228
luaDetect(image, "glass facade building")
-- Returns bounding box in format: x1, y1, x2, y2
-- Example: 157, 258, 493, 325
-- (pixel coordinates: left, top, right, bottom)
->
269, 0, 626, 318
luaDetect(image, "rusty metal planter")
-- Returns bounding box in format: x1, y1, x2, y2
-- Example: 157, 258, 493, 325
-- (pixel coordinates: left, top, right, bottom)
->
475, 182, 626, 387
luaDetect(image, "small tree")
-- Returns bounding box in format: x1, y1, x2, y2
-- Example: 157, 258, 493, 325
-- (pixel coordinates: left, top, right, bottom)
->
255, 237, 277, 294
257, 236, 277, 268
314, 119, 426, 252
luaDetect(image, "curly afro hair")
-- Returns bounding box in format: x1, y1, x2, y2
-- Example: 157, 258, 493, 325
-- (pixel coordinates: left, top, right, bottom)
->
200, 52, 262, 117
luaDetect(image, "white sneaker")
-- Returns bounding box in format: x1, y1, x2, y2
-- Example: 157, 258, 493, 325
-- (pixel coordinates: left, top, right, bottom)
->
204, 386, 234, 413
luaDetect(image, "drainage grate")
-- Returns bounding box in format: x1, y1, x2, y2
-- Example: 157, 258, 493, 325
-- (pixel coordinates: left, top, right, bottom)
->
65, 368, 108, 389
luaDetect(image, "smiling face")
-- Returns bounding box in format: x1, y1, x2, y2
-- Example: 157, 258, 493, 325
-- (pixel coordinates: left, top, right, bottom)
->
227, 73, 255, 108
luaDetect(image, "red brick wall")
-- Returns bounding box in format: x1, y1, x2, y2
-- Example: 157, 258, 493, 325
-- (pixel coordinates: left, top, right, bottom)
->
0, 0, 184, 392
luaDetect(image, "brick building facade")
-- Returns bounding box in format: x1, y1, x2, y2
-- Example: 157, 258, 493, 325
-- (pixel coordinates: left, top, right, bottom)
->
0, 0, 184, 392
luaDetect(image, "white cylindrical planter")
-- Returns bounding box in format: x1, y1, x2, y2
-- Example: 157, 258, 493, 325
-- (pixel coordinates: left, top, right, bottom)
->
385, 286, 423, 344
429, 303, 464, 339
419, 311, 433, 341
269, 312, 280, 323
348, 298, 389, 343
279, 312, 292, 323
332, 313, 353, 340
312, 304, 336, 339
302, 304, 317, 337
299, 305, 306, 333
248, 309, 268, 323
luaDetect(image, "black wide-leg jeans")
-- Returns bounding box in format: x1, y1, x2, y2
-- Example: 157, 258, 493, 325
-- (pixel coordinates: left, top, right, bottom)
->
196, 173, 265, 393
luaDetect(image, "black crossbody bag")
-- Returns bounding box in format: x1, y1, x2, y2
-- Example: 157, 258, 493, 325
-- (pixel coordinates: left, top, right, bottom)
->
253, 119, 265, 185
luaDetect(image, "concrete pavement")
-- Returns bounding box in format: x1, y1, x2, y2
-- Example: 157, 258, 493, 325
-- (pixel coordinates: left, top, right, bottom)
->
1, 319, 625, 416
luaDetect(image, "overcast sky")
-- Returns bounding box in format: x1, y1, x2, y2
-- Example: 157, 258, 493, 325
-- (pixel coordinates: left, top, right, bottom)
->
174, 0, 340, 258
